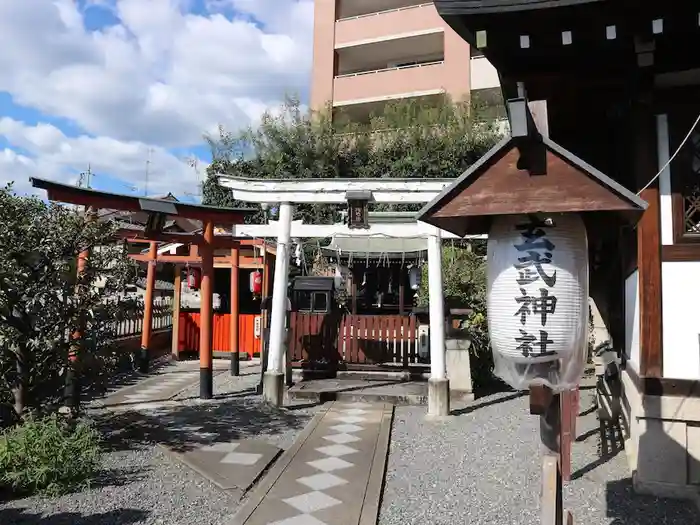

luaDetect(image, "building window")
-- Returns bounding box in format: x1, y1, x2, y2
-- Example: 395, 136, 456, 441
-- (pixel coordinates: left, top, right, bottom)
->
671, 112, 700, 242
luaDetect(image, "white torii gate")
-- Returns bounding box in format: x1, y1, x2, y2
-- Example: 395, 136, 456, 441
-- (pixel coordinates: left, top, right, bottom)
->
217, 176, 466, 416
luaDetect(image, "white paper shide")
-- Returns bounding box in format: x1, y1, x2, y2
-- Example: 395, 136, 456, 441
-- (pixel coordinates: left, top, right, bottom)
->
486, 214, 589, 390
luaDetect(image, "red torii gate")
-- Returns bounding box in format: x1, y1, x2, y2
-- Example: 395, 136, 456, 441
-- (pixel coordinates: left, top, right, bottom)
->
30, 177, 255, 400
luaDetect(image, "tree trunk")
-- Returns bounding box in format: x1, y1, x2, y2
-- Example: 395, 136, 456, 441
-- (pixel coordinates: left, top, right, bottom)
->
11, 344, 28, 417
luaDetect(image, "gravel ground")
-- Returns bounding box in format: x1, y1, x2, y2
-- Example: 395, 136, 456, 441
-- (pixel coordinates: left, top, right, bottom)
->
1, 362, 325, 525
379, 389, 700, 525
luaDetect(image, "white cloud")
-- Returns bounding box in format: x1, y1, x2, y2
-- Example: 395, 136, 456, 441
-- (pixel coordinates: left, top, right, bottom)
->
0, 0, 313, 192
0, 117, 203, 197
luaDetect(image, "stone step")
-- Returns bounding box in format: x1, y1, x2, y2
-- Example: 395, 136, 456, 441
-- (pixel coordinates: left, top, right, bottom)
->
287, 379, 474, 406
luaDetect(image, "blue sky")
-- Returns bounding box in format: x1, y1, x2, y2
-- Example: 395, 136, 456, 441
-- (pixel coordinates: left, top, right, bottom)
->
0, 0, 312, 199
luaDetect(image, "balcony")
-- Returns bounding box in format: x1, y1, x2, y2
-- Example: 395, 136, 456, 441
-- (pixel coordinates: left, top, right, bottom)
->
333, 61, 448, 106
336, 32, 444, 77
337, 0, 427, 19
335, 3, 443, 47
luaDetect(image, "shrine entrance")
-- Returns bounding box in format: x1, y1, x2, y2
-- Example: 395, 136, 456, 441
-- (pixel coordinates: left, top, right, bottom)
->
219, 176, 480, 414
285, 231, 430, 374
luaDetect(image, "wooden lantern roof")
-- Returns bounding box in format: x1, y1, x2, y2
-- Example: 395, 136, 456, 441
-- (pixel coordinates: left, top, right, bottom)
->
416, 98, 648, 237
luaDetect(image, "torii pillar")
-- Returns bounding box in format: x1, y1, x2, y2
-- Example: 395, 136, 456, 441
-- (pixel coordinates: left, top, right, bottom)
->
139, 240, 158, 373
263, 202, 293, 406
427, 226, 449, 417
199, 220, 216, 399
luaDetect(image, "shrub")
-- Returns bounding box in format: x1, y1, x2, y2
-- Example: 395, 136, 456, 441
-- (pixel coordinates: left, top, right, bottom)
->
0, 414, 101, 496
0, 184, 139, 418
417, 242, 496, 389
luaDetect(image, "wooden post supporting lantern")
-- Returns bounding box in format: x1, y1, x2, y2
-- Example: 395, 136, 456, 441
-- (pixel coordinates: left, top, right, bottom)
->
230, 245, 240, 376
139, 241, 158, 373
417, 96, 648, 525
199, 220, 215, 399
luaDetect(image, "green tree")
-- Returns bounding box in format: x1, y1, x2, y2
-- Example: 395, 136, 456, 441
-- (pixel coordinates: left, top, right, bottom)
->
202, 95, 504, 222
0, 185, 138, 419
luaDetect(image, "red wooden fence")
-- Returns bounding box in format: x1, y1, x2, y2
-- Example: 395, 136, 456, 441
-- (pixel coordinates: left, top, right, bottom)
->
289, 313, 421, 367
178, 312, 261, 357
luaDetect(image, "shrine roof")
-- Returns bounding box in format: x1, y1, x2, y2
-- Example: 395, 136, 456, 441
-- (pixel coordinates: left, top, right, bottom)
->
30, 177, 254, 224
322, 236, 427, 260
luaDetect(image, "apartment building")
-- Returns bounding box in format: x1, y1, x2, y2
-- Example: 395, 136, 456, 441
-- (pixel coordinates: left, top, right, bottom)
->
310, 0, 501, 122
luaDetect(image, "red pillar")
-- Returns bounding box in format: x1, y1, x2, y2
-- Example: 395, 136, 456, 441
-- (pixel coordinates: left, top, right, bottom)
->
139, 241, 158, 373
230, 244, 240, 376
199, 221, 215, 399
65, 245, 90, 413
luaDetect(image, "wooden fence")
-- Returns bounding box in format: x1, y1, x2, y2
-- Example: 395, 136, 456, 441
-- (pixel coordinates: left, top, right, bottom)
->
288, 313, 422, 368
113, 297, 173, 338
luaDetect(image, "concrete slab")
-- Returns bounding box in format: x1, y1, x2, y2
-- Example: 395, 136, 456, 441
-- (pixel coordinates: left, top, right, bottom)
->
165, 439, 282, 494
288, 379, 427, 405
288, 378, 476, 406
229, 401, 393, 525
103, 370, 225, 407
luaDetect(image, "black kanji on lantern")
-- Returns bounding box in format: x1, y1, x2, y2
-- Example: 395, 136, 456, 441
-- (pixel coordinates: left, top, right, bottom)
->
514, 251, 557, 287
514, 287, 558, 326
515, 329, 555, 358
511, 217, 558, 357
512, 218, 557, 287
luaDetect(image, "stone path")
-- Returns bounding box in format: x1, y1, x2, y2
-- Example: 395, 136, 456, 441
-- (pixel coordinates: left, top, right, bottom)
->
100, 359, 245, 409
92, 361, 318, 502
164, 437, 283, 497
231, 401, 393, 525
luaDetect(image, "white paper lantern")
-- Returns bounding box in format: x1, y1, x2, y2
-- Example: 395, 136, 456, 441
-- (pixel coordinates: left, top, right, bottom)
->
408, 266, 422, 290
333, 264, 350, 290
487, 214, 588, 368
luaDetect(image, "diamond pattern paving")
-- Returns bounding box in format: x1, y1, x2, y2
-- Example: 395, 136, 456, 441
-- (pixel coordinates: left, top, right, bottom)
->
322, 433, 360, 445
106, 371, 202, 407
167, 439, 282, 494
296, 473, 347, 491
333, 416, 366, 424
270, 515, 327, 525
232, 401, 392, 525
283, 491, 342, 513
315, 444, 358, 457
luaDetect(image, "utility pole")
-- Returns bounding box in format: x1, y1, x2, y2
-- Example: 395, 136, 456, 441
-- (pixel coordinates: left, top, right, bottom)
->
78, 164, 92, 189
144, 148, 153, 197
184, 156, 202, 202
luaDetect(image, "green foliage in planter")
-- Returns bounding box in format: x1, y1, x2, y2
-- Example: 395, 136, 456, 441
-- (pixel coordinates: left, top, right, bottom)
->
417, 242, 495, 388
0, 414, 101, 496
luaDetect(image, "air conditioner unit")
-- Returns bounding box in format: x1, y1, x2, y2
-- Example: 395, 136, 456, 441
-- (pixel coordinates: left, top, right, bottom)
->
418, 324, 429, 359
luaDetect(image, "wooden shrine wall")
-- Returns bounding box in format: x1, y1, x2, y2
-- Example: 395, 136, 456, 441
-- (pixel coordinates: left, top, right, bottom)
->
177, 312, 262, 357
